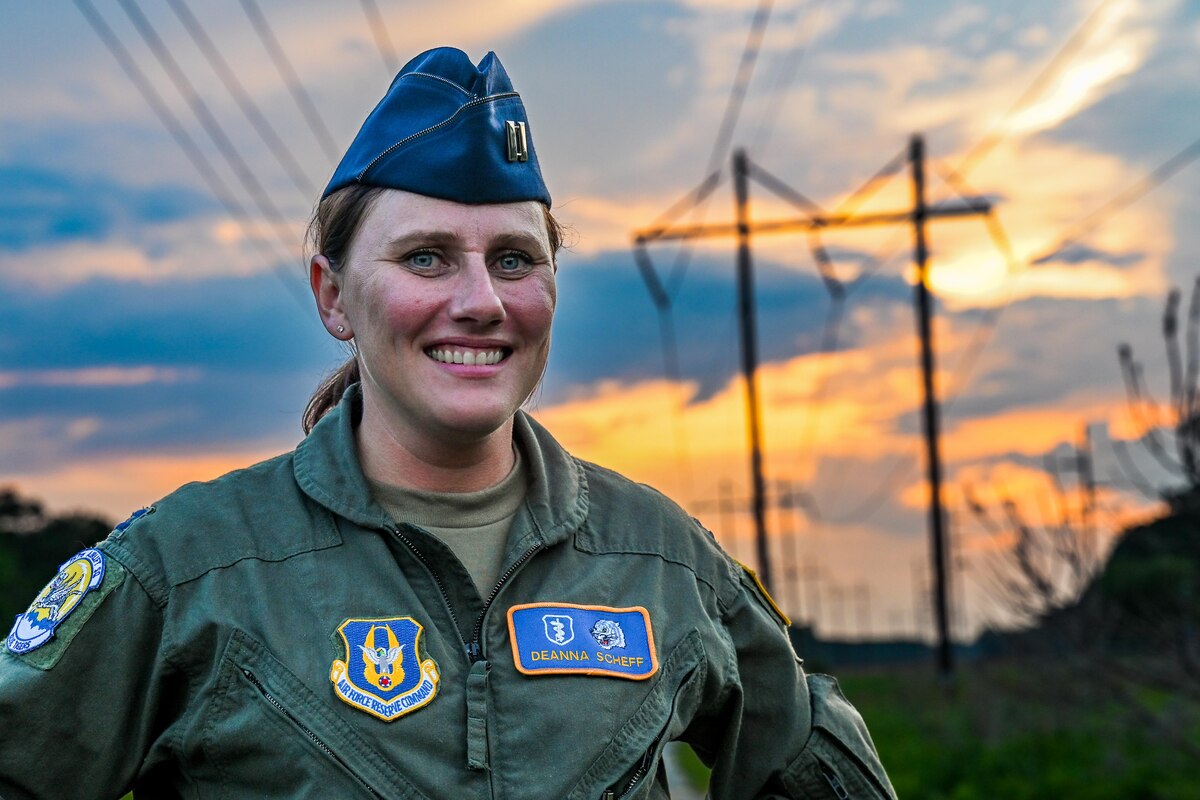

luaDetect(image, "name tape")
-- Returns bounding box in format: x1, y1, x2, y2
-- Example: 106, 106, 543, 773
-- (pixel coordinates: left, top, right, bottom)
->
507, 603, 658, 680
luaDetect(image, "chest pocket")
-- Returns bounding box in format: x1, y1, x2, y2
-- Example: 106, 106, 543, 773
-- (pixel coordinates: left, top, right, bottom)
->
202, 629, 431, 800
565, 630, 707, 800
781, 674, 897, 799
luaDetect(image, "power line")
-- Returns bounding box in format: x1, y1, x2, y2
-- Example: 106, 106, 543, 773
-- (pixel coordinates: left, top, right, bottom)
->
1030, 134, 1200, 266
358, 0, 399, 75
238, 0, 341, 163
834, 0, 1122, 412
705, 0, 776, 174
164, 0, 320, 197
71, 0, 308, 309
116, 0, 300, 257
749, 0, 826, 157
954, 0, 1116, 180
629, 0, 779, 503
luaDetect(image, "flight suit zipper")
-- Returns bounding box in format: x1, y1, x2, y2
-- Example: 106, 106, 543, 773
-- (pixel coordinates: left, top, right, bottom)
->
468, 542, 543, 661
389, 525, 464, 649
389, 525, 543, 662
601, 741, 657, 800
820, 764, 852, 799
242, 668, 383, 799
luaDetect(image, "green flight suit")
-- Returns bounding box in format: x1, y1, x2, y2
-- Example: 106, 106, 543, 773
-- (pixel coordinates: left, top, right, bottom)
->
0, 387, 896, 799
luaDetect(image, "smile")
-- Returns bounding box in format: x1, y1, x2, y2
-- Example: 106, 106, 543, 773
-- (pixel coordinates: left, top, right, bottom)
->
426, 347, 509, 366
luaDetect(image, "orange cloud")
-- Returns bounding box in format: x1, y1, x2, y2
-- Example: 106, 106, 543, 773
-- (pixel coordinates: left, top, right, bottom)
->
2, 447, 288, 523
0, 367, 201, 390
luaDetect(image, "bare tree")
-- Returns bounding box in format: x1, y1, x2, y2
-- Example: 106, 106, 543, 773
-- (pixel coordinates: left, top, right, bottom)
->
1118, 278, 1200, 510
960, 428, 1105, 628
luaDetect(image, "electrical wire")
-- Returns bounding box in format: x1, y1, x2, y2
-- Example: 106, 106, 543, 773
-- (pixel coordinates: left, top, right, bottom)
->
358, 0, 399, 74
749, 0, 826, 158
116, 0, 299, 259
1029, 134, 1200, 266
705, 0, 776, 174
953, 0, 1116, 181
238, 0, 341, 163
164, 0, 320, 197
71, 0, 308, 309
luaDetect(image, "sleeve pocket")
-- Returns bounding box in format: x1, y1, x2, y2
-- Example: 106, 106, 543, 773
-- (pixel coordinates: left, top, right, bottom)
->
781, 673, 897, 799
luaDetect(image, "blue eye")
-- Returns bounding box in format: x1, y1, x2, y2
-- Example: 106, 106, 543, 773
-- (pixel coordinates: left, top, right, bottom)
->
497, 253, 529, 272
407, 251, 437, 269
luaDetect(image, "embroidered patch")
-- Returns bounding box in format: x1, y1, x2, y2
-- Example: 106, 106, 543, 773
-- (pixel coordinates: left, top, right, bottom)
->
735, 560, 791, 626
6, 548, 106, 655
329, 617, 440, 722
507, 603, 658, 680
114, 505, 154, 533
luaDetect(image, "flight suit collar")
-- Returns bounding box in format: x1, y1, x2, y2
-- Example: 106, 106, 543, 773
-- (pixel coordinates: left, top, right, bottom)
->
293, 384, 588, 548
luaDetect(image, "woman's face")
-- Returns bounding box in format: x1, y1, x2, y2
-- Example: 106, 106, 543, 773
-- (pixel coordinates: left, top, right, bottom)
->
317, 189, 556, 443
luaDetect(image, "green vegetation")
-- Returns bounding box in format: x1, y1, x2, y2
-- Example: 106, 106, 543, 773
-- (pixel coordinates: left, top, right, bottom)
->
670, 658, 1200, 798
0, 488, 112, 622
840, 659, 1200, 799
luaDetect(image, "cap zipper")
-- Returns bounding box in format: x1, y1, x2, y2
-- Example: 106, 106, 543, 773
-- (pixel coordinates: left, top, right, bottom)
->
357, 92, 520, 182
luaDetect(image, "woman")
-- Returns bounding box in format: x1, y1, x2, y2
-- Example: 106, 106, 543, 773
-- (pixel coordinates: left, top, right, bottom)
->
0, 48, 895, 799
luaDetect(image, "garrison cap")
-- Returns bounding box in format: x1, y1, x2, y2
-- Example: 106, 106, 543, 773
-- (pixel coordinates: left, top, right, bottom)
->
322, 47, 551, 206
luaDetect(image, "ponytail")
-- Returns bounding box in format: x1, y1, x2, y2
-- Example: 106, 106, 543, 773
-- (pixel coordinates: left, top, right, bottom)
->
302, 356, 360, 434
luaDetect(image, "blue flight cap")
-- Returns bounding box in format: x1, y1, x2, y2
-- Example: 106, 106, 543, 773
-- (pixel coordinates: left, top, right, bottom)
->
322, 47, 551, 207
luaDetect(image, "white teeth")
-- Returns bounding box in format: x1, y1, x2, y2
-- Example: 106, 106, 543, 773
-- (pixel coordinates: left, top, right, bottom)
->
428, 348, 505, 365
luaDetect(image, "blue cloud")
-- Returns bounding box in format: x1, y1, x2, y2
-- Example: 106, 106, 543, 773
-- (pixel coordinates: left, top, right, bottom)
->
498, 1, 700, 195
0, 272, 324, 372
1031, 244, 1144, 268
0, 164, 216, 251
0, 271, 341, 467
544, 247, 910, 403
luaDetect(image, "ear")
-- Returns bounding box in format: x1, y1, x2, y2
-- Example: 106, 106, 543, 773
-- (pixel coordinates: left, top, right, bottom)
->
310, 254, 353, 340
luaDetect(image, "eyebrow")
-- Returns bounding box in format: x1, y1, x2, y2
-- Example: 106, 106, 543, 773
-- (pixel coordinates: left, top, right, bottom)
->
379, 230, 459, 258
379, 229, 550, 259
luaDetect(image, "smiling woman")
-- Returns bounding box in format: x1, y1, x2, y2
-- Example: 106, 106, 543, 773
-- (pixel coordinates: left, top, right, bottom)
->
0, 47, 894, 800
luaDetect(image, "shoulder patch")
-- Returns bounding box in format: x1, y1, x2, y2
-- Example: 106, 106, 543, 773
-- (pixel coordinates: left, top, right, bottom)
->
113, 505, 155, 533
735, 560, 791, 626
507, 603, 658, 680
329, 617, 440, 722
6, 548, 127, 668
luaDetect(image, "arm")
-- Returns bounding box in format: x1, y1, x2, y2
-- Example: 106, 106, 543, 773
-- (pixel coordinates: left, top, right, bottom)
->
0, 550, 169, 800
687, 566, 897, 799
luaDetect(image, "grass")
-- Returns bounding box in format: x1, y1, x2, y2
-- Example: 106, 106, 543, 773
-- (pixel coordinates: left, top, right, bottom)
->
838, 657, 1200, 800
670, 655, 1200, 799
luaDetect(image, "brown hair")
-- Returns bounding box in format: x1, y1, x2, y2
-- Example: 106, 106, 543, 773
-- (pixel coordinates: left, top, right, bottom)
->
301, 188, 566, 434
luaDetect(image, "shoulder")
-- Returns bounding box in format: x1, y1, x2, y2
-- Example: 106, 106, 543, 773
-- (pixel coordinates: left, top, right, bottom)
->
573, 457, 740, 607
100, 450, 339, 603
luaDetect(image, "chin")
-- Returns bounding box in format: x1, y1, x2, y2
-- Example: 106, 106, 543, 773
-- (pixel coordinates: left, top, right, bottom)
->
429, 404, 519, 439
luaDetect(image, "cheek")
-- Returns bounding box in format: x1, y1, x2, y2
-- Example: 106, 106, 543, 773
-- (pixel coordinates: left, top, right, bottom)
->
507, 276, 556, 337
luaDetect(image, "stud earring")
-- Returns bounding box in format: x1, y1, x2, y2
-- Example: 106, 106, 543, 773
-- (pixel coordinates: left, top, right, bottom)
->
336, 325, 345, 334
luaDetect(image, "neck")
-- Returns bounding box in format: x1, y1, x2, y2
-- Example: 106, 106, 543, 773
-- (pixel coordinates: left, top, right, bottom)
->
356, 401, 517, 493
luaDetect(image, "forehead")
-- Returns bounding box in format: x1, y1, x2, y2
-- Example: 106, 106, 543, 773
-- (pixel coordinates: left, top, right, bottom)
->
357, 189, 548, 248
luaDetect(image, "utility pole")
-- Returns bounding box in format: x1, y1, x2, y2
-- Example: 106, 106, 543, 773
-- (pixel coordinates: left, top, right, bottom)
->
910, 135, 953, 676
733, 150, 773, 590
633, 139, 991, 671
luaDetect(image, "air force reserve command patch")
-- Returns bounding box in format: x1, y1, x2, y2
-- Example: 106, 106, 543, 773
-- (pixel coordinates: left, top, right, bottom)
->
6, 548, 126, 666
329, 617, 441, 722
507, 603, 658, 680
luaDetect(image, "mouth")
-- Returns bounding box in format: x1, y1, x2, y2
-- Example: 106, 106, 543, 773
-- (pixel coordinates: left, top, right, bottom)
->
425, 346, 511, 367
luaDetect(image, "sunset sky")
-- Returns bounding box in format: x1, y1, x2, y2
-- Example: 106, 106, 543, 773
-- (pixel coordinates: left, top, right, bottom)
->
2, 0, 1198, 640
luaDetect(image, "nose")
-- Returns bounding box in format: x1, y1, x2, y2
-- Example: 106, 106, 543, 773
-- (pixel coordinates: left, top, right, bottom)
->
449, 259, 505, 326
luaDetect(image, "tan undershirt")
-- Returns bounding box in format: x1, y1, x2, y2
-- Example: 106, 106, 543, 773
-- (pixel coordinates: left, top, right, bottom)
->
368, 449, 528, 595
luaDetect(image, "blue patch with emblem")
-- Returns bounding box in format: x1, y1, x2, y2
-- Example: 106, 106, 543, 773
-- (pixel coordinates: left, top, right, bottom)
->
507, 603, 659, 680
6, 548, 106, 655
329, 617, 440, 722
113, 505, 154, 533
